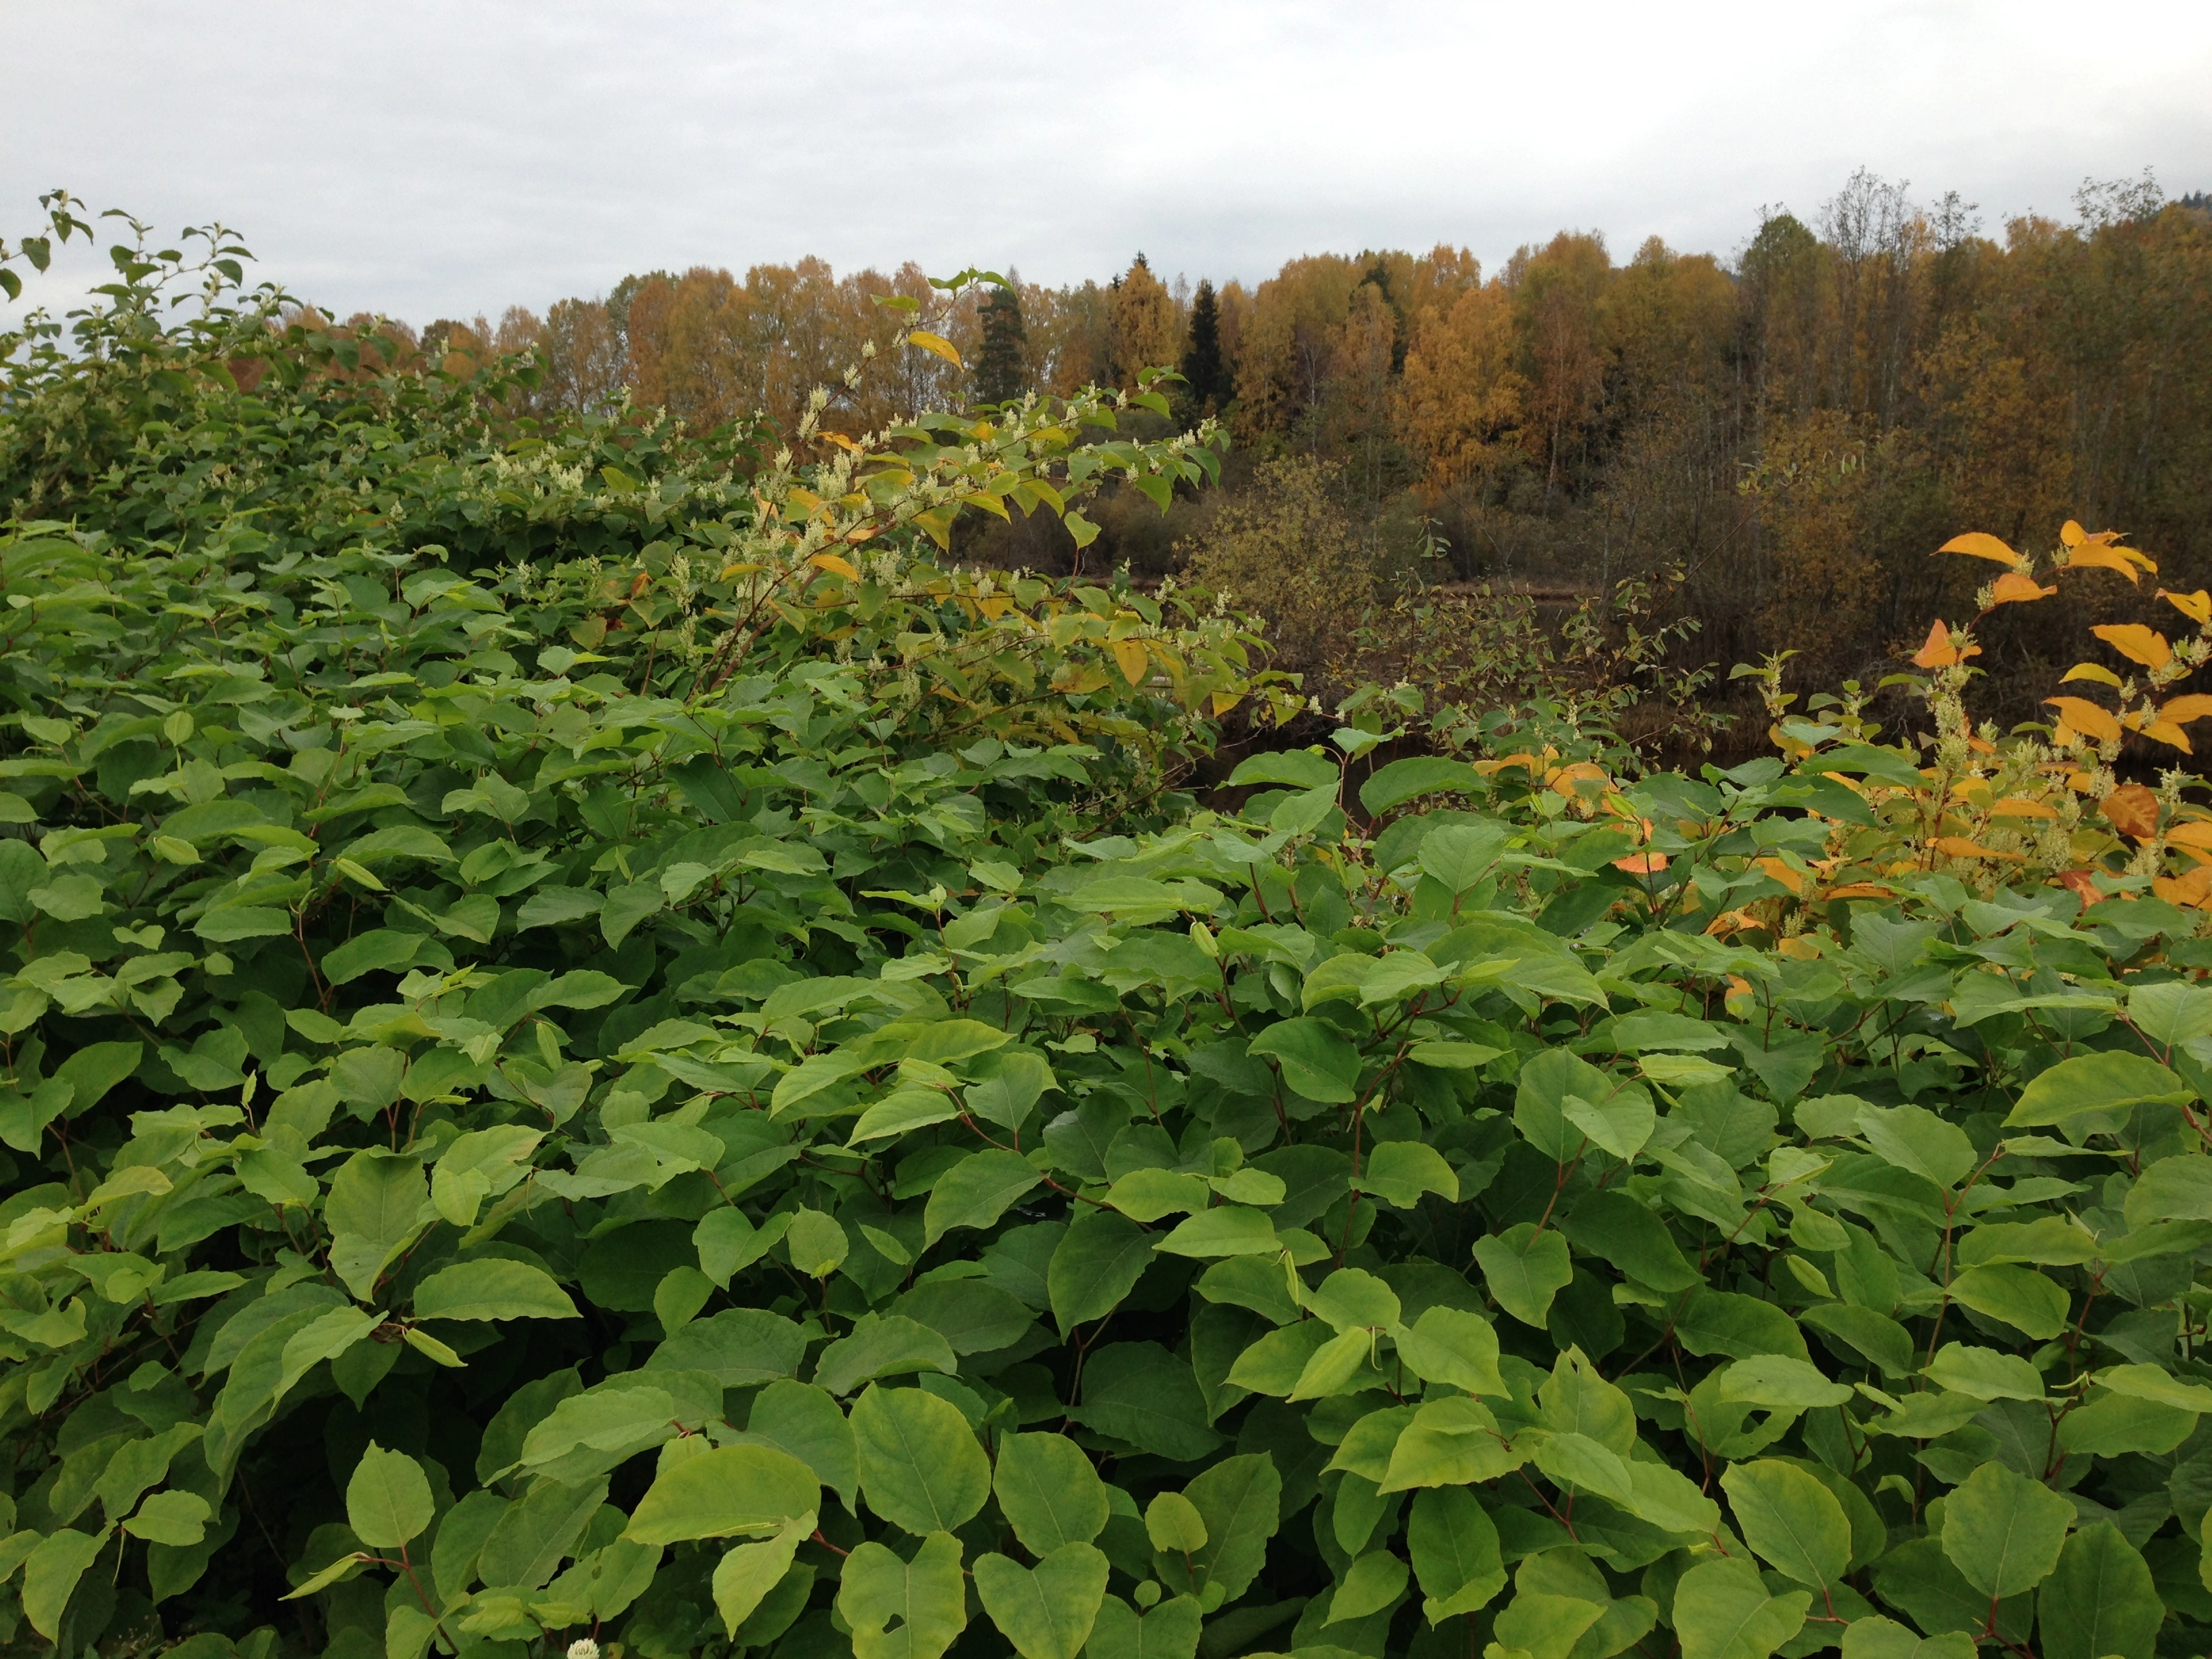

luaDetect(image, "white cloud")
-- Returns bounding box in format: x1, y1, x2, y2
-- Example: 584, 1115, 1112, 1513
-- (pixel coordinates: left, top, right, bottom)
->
4, 0, 2207, 323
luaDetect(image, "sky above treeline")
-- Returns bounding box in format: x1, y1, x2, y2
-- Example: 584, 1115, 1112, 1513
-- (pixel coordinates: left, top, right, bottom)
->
5, 0, 2210, 325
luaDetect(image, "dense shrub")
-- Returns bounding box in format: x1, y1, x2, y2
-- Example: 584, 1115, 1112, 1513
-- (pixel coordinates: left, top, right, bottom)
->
6, 203, 2212, 1659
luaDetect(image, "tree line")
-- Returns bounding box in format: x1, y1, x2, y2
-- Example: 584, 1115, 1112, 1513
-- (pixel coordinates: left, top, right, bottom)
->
351, 168, 2210, 742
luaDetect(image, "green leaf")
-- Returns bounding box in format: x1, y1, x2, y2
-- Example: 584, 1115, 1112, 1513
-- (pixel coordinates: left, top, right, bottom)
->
1326, 1549, 1410, 1624
1940, 1460, 2074, 1598
1716, 1355, 1852, 1411
22, 1527, 111, 1639
712, 1513, 814, 1638
324, 1149, 430, 1300
1839, 1616, 1976, 1659
1409, 1486, 1505, 1621
1419, 821, 1512, 890
1247, 1017, 1361, 1103
1380, 1396, 1524, 1491
478, 1476, 609, 1590
1145, 1491, 1208, 1554
122, 1490, 212, 1546
626, 1443, 818, 1544
1071, 1342, 1223, 1460
813, 1315, 958, 1397
1944, 1264, 2068, 1340
1360, 757, 1486, 817
786, 1207, 851, 1276
346, 1441, 434, 1549
1672, 1556, 1811, 1659
1160, 1452, 1280, 1604
1227, 749, 1337, 790
1394, 1305, 1507, 1395
974, 1541, 1110, 1659
922, 1148, 1042, 1246
1561, 1085, 1656, 1160
1721, 1458, 1851, 1590
1473, 1223, 1574, 1327
839, 1531, 968, 1659
1048, 1208, 1153, 1331
852, 1384, 991, 1535
1357, 1139, 1461, 1207
1083, 1594, 1204, 1659
1515, 1048, 1616, 1160
2121, 1153, 2212, 1226
413, 1258, 578, 1322
2004, 1051, 2191, 1130
1152, 1206, 1278, 1257
1856, 1103, 1978, 1187
1492, 1590, 1603, 1659
741, 1380, 859, 1510
1924, 1342, 2045, 1401
1561, 1189, 1699, 1292
2036, 1522, 2162, 1659
995, 1432, 1109, 1555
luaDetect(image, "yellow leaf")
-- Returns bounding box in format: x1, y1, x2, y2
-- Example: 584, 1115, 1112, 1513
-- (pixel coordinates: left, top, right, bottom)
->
2065, 544, 2144, 584
2044, 696, 2123, 744
1754, 856, 1805, 895
2167, 821, 2212, 850
907, 329, 964, 369
2161, 695, 2212, 724
2061, 662, 2125, 689
1211, 689, 1244, 717
1935, 836, 2022, 860
2141, 720, 2194, 753
2159, 588, 2212, 626
2093, 623, 2171, 669
2060, 520, 2088, 548
1109, 640, 1149, 688
1988, 797, 2060, 819
808, 553, 860, 581
1989, 571, 2055, 607
817, 431, 860, 451
912, 506, 958, 552
1937, 532, 2024, 568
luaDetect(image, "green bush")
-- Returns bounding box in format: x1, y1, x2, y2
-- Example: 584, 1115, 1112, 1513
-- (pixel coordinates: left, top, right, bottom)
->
2, 202, 2210, 1659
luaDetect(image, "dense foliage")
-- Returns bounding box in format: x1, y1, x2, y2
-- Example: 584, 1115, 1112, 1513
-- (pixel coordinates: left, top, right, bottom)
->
7, 202, 2212, 1659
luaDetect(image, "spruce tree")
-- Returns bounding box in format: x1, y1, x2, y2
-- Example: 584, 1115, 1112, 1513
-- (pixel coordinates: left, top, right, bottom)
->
1181, 279, 1229, 413
972, 283, 1029, 405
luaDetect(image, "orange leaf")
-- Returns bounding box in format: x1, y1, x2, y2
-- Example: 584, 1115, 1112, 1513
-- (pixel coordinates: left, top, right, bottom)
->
2160, 588, 2212, 626
1549, 762, 1610, 798
2054, 869, 2106, 905
1937, 532, 2024, 568
2160, 695, 2212, 725
1988, 797, 2060, 819
1989, 572, 2056, 607
1754, 857, 1806, 895
808, 552, 861, 581
1934, 836, 2023, 861
2169, 820, 2212, 850
2140, 720, 2194, 754
1613, 853, 1668, 876
1820, 882, 1896, 901
2060, 519, 2088, 548
1704, 910, 1761, 937
2065, 544, 2144, 584
1109, 639, 1149, 687
1911, 618, 1980, 668
1776, 936, 1824, 959
2043, 696, 2123, 744
2102, 783, 2160, 840
2155, 867, 2212, 908
817, 431, 861, 452
2093, 623, 2171, 669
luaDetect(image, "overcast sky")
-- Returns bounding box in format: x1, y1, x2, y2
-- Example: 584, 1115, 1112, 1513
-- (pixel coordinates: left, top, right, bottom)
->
5, 1, 2209, 327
